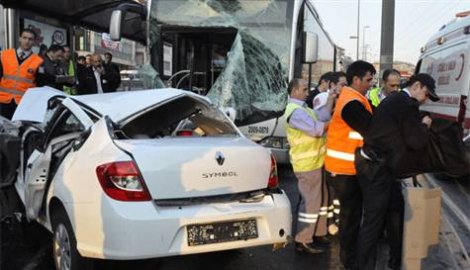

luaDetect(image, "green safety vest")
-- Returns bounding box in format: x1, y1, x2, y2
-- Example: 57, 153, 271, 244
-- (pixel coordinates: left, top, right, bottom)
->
283, 102, 326, 172
369, 87, 381, 107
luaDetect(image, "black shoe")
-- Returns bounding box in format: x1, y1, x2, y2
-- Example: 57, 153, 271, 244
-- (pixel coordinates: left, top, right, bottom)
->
294, 242, 325, 254
313, 235, 331, 246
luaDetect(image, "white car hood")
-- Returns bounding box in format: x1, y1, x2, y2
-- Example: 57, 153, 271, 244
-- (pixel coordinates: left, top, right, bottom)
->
12, 87, 67, 123
72, 88, 209, 124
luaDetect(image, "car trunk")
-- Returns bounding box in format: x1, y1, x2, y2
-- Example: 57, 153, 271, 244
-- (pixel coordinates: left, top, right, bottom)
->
113, 137, 271, 200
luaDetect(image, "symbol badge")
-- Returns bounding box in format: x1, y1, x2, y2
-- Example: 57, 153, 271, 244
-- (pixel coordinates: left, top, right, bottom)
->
215, 151, 225, 166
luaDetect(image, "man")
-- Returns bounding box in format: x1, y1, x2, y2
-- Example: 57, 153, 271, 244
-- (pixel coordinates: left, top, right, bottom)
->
103, 52, 121, 91
355, 74, 439, 270
324, 60, 376, 269
284, 78, 335, 254
306, 71, 334, 109
313, 71, 348, 117
0, 29, 44, 119
36, 44, 66, 89
367, 68, 401, 107
77, 53, 120, 95
364, 67, 403, 269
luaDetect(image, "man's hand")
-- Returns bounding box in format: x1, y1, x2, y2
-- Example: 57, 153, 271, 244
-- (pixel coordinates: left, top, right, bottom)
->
421, 115, 432, 128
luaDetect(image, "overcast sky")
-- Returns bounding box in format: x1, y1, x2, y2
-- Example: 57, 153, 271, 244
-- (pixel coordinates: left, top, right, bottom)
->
313, 0, 470, 65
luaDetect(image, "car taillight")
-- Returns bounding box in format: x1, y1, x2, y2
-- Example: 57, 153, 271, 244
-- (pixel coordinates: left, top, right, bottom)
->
268, 154, 279, 189
177, 130, 193, 136
96, 161, 151, 201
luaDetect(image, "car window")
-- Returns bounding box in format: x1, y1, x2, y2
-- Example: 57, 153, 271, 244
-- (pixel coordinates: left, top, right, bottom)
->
119, 96, 239, 139
48, 110, 85, 141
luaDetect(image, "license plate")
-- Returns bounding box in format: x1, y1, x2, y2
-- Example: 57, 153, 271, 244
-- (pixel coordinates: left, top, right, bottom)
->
187, 219, 258, 246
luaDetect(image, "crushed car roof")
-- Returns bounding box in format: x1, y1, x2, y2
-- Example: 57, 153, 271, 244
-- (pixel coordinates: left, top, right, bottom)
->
12, 87, 209, 124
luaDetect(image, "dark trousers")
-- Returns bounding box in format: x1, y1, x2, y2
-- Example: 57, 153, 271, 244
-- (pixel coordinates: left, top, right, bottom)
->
355, 149, 396, 270
326, 172, 362, 269
0, 101, 17, 120
385, 180, 404, 268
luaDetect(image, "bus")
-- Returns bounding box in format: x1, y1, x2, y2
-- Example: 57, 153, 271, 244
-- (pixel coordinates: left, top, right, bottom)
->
1, 0, 338, 164
109, 0, 338, 163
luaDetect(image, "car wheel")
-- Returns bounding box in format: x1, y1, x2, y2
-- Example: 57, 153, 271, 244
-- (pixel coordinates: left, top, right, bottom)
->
52, 208, 94, 270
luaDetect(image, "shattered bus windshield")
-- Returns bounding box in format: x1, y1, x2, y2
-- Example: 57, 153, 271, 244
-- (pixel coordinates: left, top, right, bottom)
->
149, 0, 291, 126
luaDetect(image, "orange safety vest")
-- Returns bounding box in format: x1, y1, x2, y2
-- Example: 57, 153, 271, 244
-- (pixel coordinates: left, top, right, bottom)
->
325, 86, 373, 175
0, 49, 43, 104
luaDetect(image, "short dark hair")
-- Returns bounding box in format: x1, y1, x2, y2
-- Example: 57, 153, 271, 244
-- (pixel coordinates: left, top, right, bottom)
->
48, 44, 65, 53
318, 72, 335, 85
346, 60, 376, 85
330, 71, 347, 85
104, 52, 113, 59
382, 68, 400, 82
287, 78, 304, 95
20, 28, 37, 39
77, 56, 86, 62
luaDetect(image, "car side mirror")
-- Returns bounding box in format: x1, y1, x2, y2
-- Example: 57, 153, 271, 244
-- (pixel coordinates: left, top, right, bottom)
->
109, 3, 147, 41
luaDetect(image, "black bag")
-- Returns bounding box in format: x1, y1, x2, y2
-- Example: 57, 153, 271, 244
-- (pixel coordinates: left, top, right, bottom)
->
390, 118, 469, 178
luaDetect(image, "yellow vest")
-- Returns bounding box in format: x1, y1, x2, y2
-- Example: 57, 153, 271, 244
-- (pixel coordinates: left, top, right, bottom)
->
369, 87, 381, 107
283, 102, 326, 172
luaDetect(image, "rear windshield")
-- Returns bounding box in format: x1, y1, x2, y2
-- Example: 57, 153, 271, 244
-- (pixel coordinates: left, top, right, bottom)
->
118, 96, 239, 139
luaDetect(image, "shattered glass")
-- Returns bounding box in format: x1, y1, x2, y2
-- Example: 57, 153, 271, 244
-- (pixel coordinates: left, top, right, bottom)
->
149, 0, 291, 125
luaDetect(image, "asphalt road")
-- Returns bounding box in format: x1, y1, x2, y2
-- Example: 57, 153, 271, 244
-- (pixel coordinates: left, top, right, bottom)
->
0, 166, 468, 270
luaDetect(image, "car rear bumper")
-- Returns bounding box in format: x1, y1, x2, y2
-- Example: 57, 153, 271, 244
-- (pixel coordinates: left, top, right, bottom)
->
75, 191, 292, 260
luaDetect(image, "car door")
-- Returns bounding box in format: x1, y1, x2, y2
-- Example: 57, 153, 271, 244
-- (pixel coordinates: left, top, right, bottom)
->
24, 98, 93, 220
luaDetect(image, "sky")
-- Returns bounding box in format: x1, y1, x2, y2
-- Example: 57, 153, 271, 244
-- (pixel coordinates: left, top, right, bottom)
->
313, 0, 470, 65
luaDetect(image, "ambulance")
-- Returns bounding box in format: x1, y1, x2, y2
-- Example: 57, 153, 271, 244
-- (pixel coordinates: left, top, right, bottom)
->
416, 11, 470, 143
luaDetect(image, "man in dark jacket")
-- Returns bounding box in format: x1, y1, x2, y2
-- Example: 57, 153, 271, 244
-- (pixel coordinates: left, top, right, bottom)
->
77, 53, 120, 95
36, 44, 67, 89
104, 52, 121, 91
355, 73, 440, 270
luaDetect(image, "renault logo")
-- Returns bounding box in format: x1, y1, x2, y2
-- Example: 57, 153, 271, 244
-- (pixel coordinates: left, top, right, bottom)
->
215, 151, 225, 166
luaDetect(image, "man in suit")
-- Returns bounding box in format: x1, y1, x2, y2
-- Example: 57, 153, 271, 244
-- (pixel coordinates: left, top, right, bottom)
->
104, 52, 121, 91
77, 53, 120, 95
355, 73, 439, 270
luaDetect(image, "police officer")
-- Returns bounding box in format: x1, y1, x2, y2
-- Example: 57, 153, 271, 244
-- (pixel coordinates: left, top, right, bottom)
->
284, 78, 335, 254
324, 60, 376, 269
0, 29, 43, 119
355, 73, 439, 270
367, 68, 401, 107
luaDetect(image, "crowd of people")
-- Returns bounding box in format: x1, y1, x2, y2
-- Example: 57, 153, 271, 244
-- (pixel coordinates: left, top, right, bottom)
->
285, 61, 439, 270
0, 29, 121, 119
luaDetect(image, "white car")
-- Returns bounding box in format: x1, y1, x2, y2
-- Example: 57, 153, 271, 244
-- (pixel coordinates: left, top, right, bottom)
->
2, 87, 292, 270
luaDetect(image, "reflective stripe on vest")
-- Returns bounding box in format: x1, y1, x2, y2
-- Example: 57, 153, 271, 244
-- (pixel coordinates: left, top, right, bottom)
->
0, 87, 25, 96
2, 74, 35, 84
283, 102, 326, 172
0, 49, 43, 104
325, 87, 373, 175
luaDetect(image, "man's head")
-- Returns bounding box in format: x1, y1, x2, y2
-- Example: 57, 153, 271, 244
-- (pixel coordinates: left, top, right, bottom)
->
318, 72, 335, 92
288, 78, 308, 101
19, 29, 36, 51
91, 54, 103, 69
104, 52, 113, 64
77, 56, 86, 66
85, 54, 92, 67
330, 71, 347, 94
63, 46, 72, 61
406, 73, 439, 104
381, 69, 401, 96
47, 45, 65, 62
346, 60, 376, 94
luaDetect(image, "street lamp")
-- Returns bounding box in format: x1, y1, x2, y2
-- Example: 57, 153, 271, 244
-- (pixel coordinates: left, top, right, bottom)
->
363, 25, 370, 60
350, 35, 358, 60
356, 0, 360, 60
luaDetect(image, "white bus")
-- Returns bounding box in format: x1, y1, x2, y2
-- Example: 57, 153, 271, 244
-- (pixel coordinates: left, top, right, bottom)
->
109, 0, 338, 163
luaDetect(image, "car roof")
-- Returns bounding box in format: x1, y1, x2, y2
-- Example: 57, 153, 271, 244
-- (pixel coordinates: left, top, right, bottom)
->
72, 88, 209, 123
12, 87, 210, 124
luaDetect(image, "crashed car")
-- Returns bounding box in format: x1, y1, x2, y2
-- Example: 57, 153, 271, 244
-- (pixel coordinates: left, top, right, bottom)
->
0, 87, 292, 270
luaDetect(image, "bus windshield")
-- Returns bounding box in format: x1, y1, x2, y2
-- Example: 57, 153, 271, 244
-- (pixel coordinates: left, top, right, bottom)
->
149, 0, 291, 126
